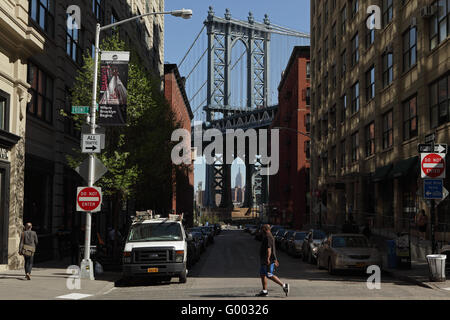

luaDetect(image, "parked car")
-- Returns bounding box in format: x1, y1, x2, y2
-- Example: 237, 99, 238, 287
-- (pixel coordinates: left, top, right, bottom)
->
270, 225, 283, 235
274, 229, 286, 248
280, 230, 296, 252
201, 226, 215, 244
316, 234, 382, 275
287, 231, 308, 257
189, 227, 212, 247
302, 229, 327, 264
213, 223, 221, 235
186, 232, 201, 268
188, 230, 206, 253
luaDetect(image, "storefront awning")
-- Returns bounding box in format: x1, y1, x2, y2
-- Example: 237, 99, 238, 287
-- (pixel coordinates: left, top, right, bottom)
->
372, 164, 393, 182
389, 156, 419, 178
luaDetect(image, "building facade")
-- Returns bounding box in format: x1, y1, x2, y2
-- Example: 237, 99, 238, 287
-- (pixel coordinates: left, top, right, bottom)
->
310, 0, 450, 237
0, 0, 44, 271
269, 46, 311, 229
164, 64, 194, 227
21, 0, 164, 263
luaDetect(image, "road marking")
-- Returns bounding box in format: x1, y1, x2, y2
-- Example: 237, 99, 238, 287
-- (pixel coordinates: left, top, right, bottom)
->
103, 287, 116, 295
56, 293, 93, 300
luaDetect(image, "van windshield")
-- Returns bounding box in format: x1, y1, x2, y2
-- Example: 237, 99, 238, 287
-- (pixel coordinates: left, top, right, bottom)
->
128, 222, 183, 242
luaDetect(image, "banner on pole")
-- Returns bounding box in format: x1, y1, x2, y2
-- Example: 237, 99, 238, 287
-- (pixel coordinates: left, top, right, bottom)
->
98, 51, 130, 126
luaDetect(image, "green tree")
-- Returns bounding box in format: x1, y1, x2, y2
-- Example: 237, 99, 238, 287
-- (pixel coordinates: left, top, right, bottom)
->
66, 34, 179, 257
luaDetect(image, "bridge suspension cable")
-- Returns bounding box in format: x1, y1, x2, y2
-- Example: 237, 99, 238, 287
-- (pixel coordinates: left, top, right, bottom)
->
178, 25, 206, 68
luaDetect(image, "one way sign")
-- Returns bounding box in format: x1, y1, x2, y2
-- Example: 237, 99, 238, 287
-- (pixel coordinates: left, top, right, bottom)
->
82, 134, 102, 153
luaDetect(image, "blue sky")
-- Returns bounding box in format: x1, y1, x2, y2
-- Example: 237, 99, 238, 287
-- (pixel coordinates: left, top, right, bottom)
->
164, 1, 311, 190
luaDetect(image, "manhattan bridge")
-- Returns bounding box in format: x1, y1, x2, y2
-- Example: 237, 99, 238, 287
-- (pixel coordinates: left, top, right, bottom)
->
178, 7, 310, 217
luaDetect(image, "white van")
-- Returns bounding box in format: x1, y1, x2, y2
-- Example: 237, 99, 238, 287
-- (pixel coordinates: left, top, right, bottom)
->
122, 212, 191, 283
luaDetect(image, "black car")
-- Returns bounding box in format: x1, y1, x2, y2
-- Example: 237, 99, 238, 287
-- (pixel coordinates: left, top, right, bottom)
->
274, 229, 286, 248
189, 230, 206, 253
186, 233, 201, 268
189, 227, 211, 247
280, 230, 296, 252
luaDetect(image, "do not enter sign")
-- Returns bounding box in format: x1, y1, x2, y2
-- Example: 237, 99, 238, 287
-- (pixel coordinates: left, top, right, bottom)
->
76, 187, 102, 212
421, 153, 446, 179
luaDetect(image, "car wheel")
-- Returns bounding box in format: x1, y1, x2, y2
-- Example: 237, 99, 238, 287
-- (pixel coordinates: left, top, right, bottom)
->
179, 269, 187, 283
328, 258, 335, 275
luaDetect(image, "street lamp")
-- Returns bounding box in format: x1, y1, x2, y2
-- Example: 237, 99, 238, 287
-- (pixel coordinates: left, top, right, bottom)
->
80, 8, 192, 280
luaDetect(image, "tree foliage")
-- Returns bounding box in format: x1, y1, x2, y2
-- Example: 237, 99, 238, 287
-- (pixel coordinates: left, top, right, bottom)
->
66, 33, 179, 215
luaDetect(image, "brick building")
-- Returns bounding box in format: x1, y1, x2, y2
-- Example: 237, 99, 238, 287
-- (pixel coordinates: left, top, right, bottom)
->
310, 0, 450, 238
269, 46, 311, 229
164, 64, 194, 227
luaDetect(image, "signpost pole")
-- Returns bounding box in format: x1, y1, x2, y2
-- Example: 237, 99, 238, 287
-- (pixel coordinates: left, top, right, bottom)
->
430, 140, 437, 254
80, 23, 100, 280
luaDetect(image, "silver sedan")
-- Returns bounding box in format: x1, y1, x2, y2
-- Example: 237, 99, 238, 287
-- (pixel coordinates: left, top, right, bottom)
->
317, 234, 382, 274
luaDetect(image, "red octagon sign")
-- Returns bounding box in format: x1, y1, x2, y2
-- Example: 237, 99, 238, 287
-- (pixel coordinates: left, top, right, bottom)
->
77, 187, 102, 212
421, 153, 446, 179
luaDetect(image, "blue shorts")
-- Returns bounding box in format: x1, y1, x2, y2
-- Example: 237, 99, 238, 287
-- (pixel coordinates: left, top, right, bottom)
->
259, 263, 275, 278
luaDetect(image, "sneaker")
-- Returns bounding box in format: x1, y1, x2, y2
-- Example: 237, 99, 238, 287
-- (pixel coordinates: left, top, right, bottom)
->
255, 290, 268, 297
26, 274, 31, 280
283, 283, 289, 296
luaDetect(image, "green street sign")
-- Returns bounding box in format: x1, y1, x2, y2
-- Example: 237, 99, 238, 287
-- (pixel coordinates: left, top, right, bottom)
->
71, 104, 99, 114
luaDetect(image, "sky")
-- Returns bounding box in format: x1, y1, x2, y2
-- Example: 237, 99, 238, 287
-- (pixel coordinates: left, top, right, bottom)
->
164, 1, 311, 190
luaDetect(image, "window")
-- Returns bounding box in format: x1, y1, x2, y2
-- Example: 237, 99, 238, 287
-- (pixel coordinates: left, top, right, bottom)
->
306, 62, 311, 78
351, 132, 359, 162
352, 0, 359, 18
27, 62, 53, 123
341, 5, 347, 34
403, 27, 417, 71
341, 94, 347, 123
331, 65, 337, 89
66, 18, 82, 64
29, 0, 55, 37
332, 23, 337, 48
351, 33, 359, 66
351, 82, 360, 114
430, 0, 449, 49
305, 113, 311, 133
366, 19, 375, 48
382, 51, 394, 87
324, 74, 328, 98
331, 146, 337, 174
324, 37, 329, 61
330, 105, 337, 128
430, 74, 450, 128
341, 50, 346, 78
383, 111, 393, 149
111, 10, 119, 34
383, 0, 393, 27
306, 87, 311, 106
93, 0, 104, 23
0, 91, 9, 131
340, 140, 346, 169
365, 122, 375, 157
305, 141, 311, 160
366, 66, 375, 101
403, 95, 418, 141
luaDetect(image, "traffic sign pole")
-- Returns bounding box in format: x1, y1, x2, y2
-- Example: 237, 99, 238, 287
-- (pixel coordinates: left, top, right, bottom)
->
80, 23, 101, 281
431, 140, 436, 254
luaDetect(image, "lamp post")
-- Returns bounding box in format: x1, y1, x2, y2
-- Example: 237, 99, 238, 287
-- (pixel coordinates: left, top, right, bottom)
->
80, 8, 192, 280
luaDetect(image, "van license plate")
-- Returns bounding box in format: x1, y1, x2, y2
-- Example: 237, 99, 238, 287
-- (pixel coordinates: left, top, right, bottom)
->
147, 268, 158, 273
356, 263, 365, 268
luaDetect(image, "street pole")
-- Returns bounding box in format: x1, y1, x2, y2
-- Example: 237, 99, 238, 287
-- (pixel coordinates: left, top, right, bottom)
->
80, 23, 101, 280
430, 139, 437, 254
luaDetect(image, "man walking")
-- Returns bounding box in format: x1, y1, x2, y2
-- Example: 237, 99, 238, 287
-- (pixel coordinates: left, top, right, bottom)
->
256, 224, 289, 297
19, 223, 38, 280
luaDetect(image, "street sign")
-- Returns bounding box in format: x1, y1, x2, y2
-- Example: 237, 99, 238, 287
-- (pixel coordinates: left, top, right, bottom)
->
421, 153, 446, 179
72, 104, 99, 114
75, 156, 108, 184
76, 187, 102, 212
424, 179, 443, 200
82, 134, 102, 153
436, 187, 449, 206
418, 144, 448, 154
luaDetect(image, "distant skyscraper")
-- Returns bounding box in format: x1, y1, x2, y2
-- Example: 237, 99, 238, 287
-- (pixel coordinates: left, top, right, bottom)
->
235, 168, 242, 188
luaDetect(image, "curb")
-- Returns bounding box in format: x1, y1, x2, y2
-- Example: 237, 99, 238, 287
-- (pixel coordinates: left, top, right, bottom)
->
381, 269, 434, 290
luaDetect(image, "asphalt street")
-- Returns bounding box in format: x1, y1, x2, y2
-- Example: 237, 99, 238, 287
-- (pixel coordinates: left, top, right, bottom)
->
90, 229, 450, 300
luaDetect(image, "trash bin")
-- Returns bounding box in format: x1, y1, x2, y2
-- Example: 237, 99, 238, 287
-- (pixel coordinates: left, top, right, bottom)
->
387, 240, 397, 269
426, 254, 447, 282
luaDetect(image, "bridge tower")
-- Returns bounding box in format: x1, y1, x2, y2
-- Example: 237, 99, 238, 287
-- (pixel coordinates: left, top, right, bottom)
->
203, 7, 272, 209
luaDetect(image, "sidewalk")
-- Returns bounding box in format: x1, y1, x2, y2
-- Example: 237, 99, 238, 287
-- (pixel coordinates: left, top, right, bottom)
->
371, 233, 450, 292
0, 257, 122, 300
